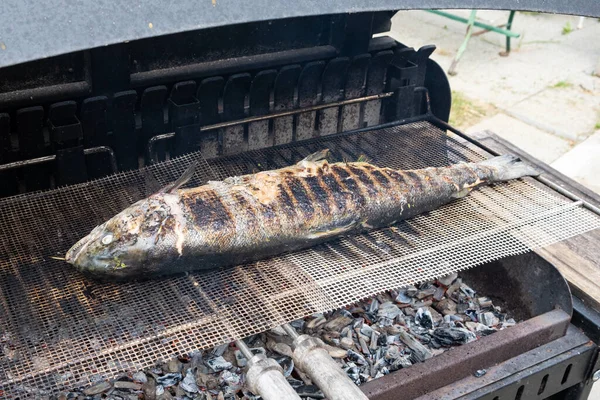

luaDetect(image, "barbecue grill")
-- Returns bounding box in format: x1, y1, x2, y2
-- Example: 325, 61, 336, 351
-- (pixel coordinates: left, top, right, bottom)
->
1, 2, 600, 399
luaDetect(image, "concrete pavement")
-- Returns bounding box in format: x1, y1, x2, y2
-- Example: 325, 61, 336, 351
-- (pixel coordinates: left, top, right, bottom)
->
389, 10, 600, 193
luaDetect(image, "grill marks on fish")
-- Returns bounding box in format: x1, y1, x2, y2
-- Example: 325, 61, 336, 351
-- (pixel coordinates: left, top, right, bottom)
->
182, 160, 512, 258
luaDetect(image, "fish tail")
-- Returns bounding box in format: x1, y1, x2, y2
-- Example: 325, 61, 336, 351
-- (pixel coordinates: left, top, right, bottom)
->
477, 154, 540, 182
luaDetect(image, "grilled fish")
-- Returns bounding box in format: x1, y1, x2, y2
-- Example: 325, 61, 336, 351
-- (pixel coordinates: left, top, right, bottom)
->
65, 151, 538, 280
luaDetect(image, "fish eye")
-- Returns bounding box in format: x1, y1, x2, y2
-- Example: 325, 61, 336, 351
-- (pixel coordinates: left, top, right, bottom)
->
101, 234, 114, 245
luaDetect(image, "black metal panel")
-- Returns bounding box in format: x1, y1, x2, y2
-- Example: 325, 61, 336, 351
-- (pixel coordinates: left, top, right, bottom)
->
170, 81, 201, 157
0, 113, 17, 196
81, 96, 112, 179
222, 74, 251, 155
273, 65, 301, 145
112, 91, 138, 171
17, 106, 49, 192
248, 70, 277, 150
197, 77, 225, 158
140, 86, 168, 162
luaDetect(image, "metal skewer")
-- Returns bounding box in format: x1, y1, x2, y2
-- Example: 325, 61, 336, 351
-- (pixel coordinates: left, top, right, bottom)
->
282, 323, 369, 400
234, 339, 301, 400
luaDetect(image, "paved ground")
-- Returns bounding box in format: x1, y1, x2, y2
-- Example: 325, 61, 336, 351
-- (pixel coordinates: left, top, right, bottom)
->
390, 11, 600, 398
389, 10, 600, 193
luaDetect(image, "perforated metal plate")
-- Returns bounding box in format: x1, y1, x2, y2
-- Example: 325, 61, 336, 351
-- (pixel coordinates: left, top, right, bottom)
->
1, 121, 599, 397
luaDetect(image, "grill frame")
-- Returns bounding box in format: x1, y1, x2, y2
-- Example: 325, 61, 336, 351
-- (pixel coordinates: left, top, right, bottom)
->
1, 11, 600, 400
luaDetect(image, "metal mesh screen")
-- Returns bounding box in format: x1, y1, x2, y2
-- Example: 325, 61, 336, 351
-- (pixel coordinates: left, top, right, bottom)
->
1, 120, 599, 397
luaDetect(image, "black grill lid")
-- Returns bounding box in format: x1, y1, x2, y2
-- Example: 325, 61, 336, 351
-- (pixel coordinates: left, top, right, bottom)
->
1, 0, 599, 69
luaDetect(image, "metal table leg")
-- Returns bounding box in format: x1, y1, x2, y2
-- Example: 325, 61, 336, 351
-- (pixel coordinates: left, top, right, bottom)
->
448, 10, 477, 75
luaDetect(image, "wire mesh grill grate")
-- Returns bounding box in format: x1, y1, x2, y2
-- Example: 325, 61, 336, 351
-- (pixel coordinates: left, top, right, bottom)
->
1, 120, 599, 397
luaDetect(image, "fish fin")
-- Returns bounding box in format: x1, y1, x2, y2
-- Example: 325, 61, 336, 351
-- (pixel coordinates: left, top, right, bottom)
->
143, 169, 163, 196
356, 154, 371, 163
300, 149, 330, 164
160, 161, 199, 193
305, 221, 357, 240
478, 155, 540, 182
451, 188, 471, 199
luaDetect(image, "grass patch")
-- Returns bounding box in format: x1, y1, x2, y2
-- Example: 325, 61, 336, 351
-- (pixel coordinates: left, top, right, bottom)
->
449, 91, 494, 130
552, 81, 572, 89
595, 122, 600, 130
562, 21, 573, 35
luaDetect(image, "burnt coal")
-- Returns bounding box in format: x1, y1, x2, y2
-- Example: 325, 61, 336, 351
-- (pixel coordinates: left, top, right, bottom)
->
67, 273, 516, 399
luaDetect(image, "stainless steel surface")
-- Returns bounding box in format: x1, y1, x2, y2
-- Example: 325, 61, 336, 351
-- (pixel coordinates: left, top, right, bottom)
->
292, 334, 369, 400
1, 120, 600, 397
245, 354, 302, 400
241, 343, 301, 400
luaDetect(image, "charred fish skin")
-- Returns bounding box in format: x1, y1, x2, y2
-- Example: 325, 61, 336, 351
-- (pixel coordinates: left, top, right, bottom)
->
66, 153, 538, 280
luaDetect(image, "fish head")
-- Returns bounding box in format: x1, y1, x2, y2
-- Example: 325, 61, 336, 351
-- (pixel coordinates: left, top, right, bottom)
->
65, 195, 175, 278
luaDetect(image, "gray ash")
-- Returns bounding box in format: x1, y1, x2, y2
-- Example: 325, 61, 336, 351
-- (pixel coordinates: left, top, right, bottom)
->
60, 273, 515, 399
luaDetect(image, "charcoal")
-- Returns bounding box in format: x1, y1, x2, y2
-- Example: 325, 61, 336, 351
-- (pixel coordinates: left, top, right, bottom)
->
295, 385, 325, 399
460, 284, 476, 298
132, 371, 148, 383
474, 369, 487, 377
286, 377, 304, 389
211, 343, 229, 357
360, 323, 373, 337
83, 381, 112, 396
268, 341, 293, 358
306, 315, 326, 329
340, 336, 355, 350
166, 358, 182, 373
415, 308, 433, 330
503, 318, 517, 327
113, 381, 142, 390
324, 343, 348, 358
395, 290, 412, 304
369, 299, 380, 313
68, 272, 517, 398
219, 370, 242, 392
435, 298, 458, 315
477, 296, 493, 308
324, 315, 353, 331
416, 288, 436, 299
478, 312, 500, 327
275, 356, 294, 377
377, 302, 401, 321
398, 330, 433, 362
156, 373, 182, 387
206, 357, 232, 372
405, 285, 419, 297
432, 327, 476, 346
234, 350, 247, 368
438, 272, 458, 286
179, 369, 199, 393
433, 286, 446, 301
142, 378, 157, 400
347, 349, 367, 365
370, 331, 381, 350
290, 319, 305, 330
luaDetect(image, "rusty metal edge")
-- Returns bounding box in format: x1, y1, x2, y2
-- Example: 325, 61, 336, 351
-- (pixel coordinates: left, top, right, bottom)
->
360, 309, 571, 400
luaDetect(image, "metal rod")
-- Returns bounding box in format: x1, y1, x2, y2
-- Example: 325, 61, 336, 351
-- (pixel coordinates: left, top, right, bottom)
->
427, 9, 521, 38
430, 116, 600, 217
234, 339, 253, 360
0, 145, 118, 173
282, 323, 300, 340
147, 92, 395, 161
